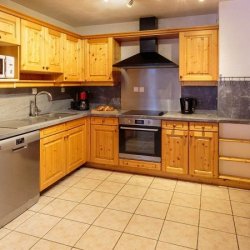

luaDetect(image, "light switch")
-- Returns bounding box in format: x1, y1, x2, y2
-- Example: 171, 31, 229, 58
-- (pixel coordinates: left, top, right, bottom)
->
32, 88, 37, 95
134, 86, 139, 92
139, 87, 144, 92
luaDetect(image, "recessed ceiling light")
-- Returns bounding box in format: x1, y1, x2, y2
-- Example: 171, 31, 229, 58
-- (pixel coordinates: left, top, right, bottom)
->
127, 0, 134, 8
199, 0, 205, 2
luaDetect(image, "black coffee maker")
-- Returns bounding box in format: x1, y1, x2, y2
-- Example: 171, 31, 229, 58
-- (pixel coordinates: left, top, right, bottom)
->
71, 91, 89, 111
180, 97, 197, 114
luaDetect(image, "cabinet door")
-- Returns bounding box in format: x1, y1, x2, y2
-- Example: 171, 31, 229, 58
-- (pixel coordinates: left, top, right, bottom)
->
0, 11, 20, 45
63, 35, 82, 81
21, 20, 45, 72
45, 28, 63, 73
162, 129, 188, 174
40, 132, 66, 191
189, 131, 218, 178
179, 29, 218, 82
91, 124, 118, 165
85, 38, 112, 82
66, 125, 86, 173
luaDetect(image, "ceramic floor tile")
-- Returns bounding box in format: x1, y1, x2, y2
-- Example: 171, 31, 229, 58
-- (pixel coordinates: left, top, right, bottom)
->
59, 175, 82, 187
127, 175, 154, 187
229, 188, 250, 203
31, 239, 71, 250
238, 235, 250, 250
156, 241, 192, 250
159, 221, 198, 249
150, 178, 177, 191
125, 214, 163, 240
95, 181, 124, 194
0, 231, 38, 250
118, 184, 147, 199
200, 210, 235, 233
4, 210, 36, 230
94, 208, 132, 231
72, 167, 94, 177
86, 169, 113, 180
82, 191, 115, 207
29, 196, 54, 212
114, 233, 157, 250
15, 213, 60, 238
106, 172, 132, 183
175, 181, 201, 195
75, 225, 121, 250
58, 187, 91, 202
73, 178, 102, 190
231, 201, 250, 218
42, 185, 69, 198
43, 218, 89, 246
234, 216, 250, 237
198, 227, 238, 250
65, 203, 103, 224
108, 195, 141, 213
40, 198, 77, 217
202, 184, 229, 200
144, 188, 173, 203
171, 192, 200, 209
166, 205, 199, 226
201, 196, 232, 214
0, 228, 11, 240
135, 200, 169, 219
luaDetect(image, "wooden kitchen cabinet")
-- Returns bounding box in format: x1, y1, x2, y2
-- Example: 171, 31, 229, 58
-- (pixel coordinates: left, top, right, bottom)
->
40, 131, 66, 191
90, 117, 118, 165
0, 11, 20, 45
63, 34, 82, 81
85, 37, 120, 85
179, 29, 218, 83
21, 20, 63, 73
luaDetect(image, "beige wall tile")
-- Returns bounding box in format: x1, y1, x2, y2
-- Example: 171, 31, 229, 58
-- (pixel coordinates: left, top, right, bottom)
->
144, 188, 173, 203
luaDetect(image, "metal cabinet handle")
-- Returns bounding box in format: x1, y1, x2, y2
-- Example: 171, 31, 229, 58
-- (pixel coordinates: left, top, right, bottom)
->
12, 145, 28, 152
120, 127, 159, 132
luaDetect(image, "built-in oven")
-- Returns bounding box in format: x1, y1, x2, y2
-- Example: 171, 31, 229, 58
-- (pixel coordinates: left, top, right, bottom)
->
119, 117, 161, 162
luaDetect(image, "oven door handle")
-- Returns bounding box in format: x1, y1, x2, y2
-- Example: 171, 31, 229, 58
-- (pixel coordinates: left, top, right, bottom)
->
120, 126, 159, 132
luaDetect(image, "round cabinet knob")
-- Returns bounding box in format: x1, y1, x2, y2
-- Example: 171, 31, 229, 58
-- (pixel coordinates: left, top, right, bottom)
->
46, 67, 49, 70
42, 66, 45, 69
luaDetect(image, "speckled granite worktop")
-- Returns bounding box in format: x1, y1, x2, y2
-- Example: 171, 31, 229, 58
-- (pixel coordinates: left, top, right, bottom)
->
0, 110, 249, 140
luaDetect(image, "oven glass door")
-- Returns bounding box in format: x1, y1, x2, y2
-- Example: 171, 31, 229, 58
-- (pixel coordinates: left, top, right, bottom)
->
0, 56, 5, 78
119, 125, 161, 162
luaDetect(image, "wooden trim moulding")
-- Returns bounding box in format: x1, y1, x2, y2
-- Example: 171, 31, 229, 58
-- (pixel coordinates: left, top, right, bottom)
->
220, 156, 250, 163
219, 138, 250, 144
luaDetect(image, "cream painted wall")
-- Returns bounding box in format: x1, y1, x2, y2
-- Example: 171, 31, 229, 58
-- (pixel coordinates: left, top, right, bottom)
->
0, 0, 77, 32
219, 0, 250, 77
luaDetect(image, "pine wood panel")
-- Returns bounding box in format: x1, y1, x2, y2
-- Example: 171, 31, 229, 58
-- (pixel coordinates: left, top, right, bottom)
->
90, 117, 118, 126
40, 123, 65, 138
189, 122, 218, 132
90, 124, 118, 165
189, 130, 218, 178
162, 129, 188, 174
21, 20, 45, 72
179, 29, 218, 83
162, 121, 188, 130
40, 132, 66, 191
119, 159, 161, 170
0, 11, 20, 45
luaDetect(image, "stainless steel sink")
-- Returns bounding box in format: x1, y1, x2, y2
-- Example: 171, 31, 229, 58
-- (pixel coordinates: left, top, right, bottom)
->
39, 112, 77, 119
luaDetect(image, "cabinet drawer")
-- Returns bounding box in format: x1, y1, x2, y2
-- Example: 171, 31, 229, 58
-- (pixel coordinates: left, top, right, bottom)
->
119, 159, 161, 171
189, 122, 218, 132
219, 123, 250, 140
66, 118, 86, 130
91, 117, 118, 126
162, 121, 188, 130
40, 123, 65, 138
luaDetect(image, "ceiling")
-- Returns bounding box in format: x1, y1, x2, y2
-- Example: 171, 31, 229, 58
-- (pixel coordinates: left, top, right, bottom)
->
11, 0, 219, 27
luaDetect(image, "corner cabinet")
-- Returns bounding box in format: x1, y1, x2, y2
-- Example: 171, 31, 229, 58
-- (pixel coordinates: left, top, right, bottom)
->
85, 37, 120, 85
90, 117, 119, 165
179, 29, 218, 84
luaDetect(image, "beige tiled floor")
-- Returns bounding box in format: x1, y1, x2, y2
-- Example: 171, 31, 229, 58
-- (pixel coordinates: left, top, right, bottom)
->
1, 167, 250, 250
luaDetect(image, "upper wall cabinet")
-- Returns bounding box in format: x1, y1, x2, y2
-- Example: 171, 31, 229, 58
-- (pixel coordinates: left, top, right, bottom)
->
85, 37, 120, 85
0, 11, 20, 45
21, 20, 63, 73
179, 29, 218, 84
63, 35, 82, 81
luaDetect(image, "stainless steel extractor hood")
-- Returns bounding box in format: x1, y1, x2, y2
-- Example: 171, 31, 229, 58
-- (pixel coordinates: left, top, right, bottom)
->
113, 17, 178, 69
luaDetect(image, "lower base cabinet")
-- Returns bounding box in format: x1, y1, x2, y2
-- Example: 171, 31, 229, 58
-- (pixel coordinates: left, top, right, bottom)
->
40, 118, 87, 191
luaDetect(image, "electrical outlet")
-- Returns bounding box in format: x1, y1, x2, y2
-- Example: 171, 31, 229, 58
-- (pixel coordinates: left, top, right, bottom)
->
61, 87, 65, 93
139, 87, 144, 93
134, 86, 139, 92
32, 88, 37, 95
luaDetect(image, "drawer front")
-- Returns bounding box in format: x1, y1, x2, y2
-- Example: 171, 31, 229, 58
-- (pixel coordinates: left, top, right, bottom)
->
219, 158, 250, 179
40, 123, 65, 138
219, 123, 250, 140
91, 117, 118, 126
66, 118, 86, 130
220, 140, 250, 159
119, 159, 161, 170
162, 121, 188, 130
189, 122, 218, 132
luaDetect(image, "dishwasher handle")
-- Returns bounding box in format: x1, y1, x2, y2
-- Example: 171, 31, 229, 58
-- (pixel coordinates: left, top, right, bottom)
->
12, 145, 28, 152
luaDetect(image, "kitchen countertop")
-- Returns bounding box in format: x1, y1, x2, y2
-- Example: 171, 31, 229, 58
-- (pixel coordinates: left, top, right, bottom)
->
0, 110, 249, 140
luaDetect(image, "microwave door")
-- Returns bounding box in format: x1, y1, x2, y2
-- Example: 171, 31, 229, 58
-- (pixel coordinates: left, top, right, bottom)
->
0, 56, 5, 78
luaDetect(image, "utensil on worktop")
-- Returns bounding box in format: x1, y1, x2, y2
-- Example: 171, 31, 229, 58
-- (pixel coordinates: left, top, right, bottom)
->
180, 97, 197, 114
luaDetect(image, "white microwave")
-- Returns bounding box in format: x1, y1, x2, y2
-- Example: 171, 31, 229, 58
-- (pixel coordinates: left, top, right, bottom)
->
0, 55, 15, 79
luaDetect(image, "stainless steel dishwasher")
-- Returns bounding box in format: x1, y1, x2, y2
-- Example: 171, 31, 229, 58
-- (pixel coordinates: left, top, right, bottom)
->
0, 131, 40, 228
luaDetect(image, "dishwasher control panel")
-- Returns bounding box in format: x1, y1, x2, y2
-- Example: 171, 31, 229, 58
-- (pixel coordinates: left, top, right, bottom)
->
16, 138, 25, 145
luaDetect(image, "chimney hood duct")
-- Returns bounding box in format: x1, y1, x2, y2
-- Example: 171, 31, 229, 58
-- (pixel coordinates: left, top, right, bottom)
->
113, 17, 178, 69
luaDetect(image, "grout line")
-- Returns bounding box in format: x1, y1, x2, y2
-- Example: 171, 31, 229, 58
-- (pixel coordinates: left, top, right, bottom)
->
197, 185, 202, 250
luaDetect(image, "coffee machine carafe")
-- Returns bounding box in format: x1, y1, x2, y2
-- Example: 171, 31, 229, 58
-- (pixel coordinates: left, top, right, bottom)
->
71, 91, 89, 111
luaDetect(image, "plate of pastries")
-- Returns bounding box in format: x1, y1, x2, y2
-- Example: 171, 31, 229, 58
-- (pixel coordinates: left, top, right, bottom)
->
91, 105, 119, 114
